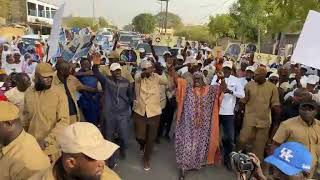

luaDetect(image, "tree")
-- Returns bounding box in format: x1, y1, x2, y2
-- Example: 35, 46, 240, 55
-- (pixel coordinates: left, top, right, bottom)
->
63, 17, 93, 28
174, 25, 215, 45
98, 17, 109, 28
123, 24, 134, 31
208, 14, 236, 40
63, 16, 116, 31
155, 12, 183, 29
132, 13, 157, 34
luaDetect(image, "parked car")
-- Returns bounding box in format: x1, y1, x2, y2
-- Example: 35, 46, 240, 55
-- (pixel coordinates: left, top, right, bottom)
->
118, 35, 138, 48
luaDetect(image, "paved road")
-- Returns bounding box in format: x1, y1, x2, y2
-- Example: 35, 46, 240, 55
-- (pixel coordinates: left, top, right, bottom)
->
114, 131, 236, 180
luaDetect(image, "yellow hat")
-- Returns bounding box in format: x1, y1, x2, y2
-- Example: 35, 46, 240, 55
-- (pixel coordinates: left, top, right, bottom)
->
35, 63, 54, 77
0, 101, 19, 122
58, 122, 119, 161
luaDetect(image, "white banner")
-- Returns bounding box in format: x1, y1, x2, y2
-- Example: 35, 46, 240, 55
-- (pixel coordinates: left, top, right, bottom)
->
47, 3, 65, 61
292, 10, 320, 70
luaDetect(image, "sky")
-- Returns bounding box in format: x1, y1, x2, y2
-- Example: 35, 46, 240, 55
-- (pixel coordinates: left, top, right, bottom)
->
50, 0, 236, 27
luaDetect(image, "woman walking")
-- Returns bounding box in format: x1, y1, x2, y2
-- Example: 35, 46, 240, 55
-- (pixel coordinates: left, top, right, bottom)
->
173, 70, 225, 180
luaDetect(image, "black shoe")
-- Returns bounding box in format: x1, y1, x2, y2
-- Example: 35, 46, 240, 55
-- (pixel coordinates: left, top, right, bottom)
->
165, 134, 171, 142
120, 150, 126, 160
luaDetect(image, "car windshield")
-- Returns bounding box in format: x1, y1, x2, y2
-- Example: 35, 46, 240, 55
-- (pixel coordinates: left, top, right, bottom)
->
154, 46, 169, 56
102, 32, 112, 36
22, 38, 40, 47
119, 35, 134, 42
169, 48, 180, 57
136, 43, 152, 54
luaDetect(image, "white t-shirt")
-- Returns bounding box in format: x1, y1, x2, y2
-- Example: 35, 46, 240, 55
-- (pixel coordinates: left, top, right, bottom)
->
211, 75, 245, 115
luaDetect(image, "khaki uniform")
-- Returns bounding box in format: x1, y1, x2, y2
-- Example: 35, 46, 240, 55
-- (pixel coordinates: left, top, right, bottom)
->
23, 86, 70, 160
133, 73, 168, 118
240, 81, 280, 159
53, 74, 85, 123
273, 116, 320, 177
0, 130, 51, 180
28, 166, 120, 180
99, 65, 134, 83
4, 87, 27, 129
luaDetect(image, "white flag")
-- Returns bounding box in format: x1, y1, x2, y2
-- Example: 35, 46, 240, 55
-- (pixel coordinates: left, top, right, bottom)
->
292, 10, 320, 70
48, 3, 65, 61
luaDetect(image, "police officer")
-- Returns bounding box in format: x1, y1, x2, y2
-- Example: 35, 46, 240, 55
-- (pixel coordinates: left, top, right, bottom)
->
28, 122, 120, 180
0, 101, 50, 180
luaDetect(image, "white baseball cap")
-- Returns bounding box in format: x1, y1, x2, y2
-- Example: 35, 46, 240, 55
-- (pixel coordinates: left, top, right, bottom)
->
245, 66, 255, 72
176, 54, 184, 60
110, 63, 122, 71
289, 73, 296, 79
222, 61, 233, 69
58, 122, 119, 161
139, 48, 146, 53
269, 68, 278, 74
269, 73, 279, 78
306, 75, 320, 85
163, 51, 172, 56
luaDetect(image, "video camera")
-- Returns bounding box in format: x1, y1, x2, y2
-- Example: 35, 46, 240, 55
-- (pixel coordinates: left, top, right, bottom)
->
230, 151, 255, 173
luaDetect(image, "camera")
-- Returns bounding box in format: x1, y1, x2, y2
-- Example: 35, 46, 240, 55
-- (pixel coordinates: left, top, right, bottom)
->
230, 152, 254, 173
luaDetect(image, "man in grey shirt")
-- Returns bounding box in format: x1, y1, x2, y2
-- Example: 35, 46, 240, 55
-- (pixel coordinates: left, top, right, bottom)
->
92, 58, 133, 168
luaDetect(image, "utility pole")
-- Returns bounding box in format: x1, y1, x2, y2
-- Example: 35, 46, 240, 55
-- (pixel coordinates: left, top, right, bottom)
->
159, 0, 169, 34
92, 0, 95, 27
164, 0, 169, 34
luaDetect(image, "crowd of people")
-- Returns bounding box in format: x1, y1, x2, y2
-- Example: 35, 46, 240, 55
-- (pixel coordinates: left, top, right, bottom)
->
0, 33, 319, 180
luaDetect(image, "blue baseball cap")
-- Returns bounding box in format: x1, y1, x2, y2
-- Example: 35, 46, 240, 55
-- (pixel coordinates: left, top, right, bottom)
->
265, 142, 312, 176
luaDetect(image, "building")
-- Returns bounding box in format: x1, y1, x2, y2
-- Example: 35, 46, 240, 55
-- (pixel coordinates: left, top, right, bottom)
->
0, 0, 58, 34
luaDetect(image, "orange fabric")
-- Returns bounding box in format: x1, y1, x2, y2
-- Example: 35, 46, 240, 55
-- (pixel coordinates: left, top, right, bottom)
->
207, 91, 223, 165
192, 86, 210, 128
35, 46, 43, 59
176, 77, 222, 164
176, 78, 187, 122
215, 63, 223, 72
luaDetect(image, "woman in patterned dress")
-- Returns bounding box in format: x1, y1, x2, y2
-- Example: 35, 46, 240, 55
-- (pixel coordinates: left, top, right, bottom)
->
172, 70, 225, 180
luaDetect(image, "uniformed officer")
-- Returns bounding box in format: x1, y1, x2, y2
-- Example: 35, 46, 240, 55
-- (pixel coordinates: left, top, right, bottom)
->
0, 101, 50, 180
28, 122, 121, 180
23, 63, 70, 162
272, 100, 320, 178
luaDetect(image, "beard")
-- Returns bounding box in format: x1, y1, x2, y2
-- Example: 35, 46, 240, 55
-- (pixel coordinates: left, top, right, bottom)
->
35, 81, 51, 91
70, 168, 101, 180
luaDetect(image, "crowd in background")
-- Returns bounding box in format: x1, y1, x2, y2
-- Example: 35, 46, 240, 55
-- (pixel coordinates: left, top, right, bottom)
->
0, 32, 319, 180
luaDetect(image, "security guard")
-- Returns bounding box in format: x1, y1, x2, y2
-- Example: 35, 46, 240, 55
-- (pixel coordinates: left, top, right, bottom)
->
28, 122, 121, 180
273, 100, 320, 178
0, 101, 50, 180
23, 63, 70, 162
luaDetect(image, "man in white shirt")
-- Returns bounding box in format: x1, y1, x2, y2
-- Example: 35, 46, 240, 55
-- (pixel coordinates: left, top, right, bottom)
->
211, 61, 245, 168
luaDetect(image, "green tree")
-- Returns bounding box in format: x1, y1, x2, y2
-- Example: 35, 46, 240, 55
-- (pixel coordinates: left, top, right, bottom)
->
229, 0, 271, 42
155, 12, 183, 29
63, 17, 93, 28
132, 13, 156, 34
98, 17, 109, 28
207, 14, 236, 40
174, 25, 215, 45
123, 24, 134, 31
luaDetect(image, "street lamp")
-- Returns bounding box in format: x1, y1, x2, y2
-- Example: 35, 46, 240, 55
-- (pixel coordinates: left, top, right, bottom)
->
158, 0, 169, 34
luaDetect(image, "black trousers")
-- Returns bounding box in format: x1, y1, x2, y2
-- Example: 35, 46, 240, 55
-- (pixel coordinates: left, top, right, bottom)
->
158, 97, 176, 138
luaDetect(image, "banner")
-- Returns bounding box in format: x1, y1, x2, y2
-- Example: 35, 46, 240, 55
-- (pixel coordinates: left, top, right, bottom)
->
48, 3, 65, 61
254, 53, 284, 65
292, 10, 320, 70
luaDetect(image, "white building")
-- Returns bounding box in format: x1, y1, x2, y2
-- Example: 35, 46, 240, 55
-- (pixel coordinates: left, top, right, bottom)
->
26, 0, 58, 25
